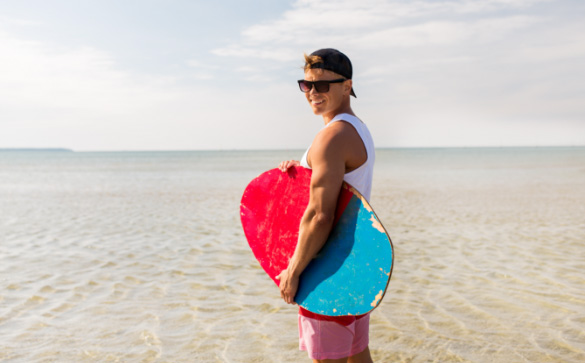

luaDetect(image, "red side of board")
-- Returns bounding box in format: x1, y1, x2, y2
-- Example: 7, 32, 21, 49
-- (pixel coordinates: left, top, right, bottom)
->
240, 166, 352, 286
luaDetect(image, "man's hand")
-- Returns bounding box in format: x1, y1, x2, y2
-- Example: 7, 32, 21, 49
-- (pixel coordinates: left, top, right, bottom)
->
278, 160, 300, 172
275, 269, 299, 305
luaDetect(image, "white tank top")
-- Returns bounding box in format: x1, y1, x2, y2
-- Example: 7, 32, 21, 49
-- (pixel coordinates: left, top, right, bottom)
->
300, 113, 375, 200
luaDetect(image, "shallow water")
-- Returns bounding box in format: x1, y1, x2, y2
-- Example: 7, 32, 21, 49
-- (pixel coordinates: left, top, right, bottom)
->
1, 148, 584, 362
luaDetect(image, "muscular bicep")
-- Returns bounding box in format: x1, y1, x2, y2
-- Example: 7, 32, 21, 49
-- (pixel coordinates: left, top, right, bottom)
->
306, 131, 347, 218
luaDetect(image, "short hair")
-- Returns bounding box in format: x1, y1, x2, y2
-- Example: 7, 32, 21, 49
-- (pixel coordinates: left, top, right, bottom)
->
303, 53, 323, 71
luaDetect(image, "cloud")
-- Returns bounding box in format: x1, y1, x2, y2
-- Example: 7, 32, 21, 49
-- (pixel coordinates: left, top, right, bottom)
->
0, 15, 44, 27
0, 29, 175, 115
211, 45, 296, 61
186, 60, 219, 69
0, 27, 201, 149
1, 0, 581, 150
208, 0, 584, 147
353, 15, 539, 49
210, 0, 555, 85
0, 26, 311, 150
234, 0, 549, 46
212, 0, 551, 54
186, 59, 220, 80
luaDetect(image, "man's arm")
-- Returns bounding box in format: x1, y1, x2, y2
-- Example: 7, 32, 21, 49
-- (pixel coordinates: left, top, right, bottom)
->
276, 123, 349, 304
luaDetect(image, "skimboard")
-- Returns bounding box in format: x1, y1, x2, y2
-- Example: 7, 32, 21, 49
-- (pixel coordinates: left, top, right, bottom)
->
240, 166, 393, 316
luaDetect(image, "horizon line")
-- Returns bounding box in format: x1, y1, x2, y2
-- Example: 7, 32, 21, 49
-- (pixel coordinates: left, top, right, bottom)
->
2, 145, 584, 153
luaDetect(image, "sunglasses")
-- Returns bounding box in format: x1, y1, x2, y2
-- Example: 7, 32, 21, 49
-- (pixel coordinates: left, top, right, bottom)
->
297, 78, 346, 93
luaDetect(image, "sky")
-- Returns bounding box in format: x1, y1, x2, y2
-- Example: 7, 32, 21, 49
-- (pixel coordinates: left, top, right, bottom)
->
1, 0, 584, 151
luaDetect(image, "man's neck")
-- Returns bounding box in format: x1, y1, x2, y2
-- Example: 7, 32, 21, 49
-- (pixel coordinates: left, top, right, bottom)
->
323, 104, 354, 125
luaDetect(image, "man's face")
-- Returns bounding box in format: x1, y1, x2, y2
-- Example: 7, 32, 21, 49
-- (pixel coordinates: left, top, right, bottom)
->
303, 68, 350, 118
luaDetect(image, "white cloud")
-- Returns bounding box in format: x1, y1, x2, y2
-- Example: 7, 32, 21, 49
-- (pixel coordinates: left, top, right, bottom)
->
210, 0, 557, 95
208, 0, 583, 148
0, 29, 176, 115
186, 60, 219, 69
185, 59, 220, 80
0, 28, 200, 149
0, 26, 312, 150
213, 0, 551, 55
0, 15, 43, 27
0, 0, 581, 150
211, 45, 297, 61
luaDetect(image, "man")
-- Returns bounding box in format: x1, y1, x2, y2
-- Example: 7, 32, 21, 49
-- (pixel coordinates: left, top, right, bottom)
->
277, 49, 376, 363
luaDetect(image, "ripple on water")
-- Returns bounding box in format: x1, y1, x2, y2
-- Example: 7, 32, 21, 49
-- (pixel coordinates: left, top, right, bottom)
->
1, 149, 585, 361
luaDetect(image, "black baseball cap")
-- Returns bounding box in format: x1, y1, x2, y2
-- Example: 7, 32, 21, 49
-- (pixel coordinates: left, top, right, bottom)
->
308, 48, 356, 98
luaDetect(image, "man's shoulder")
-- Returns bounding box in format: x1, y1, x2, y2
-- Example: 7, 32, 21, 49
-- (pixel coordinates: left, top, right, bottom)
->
316, 120, 361, 147
319, 120, 357, 138
311, 122, 363, 166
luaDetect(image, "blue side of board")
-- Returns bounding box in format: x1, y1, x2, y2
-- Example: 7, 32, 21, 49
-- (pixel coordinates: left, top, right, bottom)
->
295, 194, 393, 316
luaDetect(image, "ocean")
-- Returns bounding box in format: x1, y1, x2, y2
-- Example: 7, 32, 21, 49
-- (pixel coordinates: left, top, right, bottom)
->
1, 147, 584, 362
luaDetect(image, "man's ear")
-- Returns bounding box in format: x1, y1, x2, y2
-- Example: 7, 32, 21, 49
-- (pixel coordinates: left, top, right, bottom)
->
345, 79, 353, 96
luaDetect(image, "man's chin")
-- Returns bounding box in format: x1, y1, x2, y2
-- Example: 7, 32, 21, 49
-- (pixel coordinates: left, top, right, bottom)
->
311, 106, 324, 115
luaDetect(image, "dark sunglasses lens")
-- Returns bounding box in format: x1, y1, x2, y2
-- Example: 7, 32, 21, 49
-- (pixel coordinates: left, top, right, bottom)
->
314, 81, 330, 93
299, 81, 311, 92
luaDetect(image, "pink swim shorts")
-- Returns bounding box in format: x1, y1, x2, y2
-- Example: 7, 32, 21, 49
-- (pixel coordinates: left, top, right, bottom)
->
298, 313, 370, 360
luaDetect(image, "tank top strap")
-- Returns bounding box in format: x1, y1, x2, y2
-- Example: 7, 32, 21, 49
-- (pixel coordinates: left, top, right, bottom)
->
327, 113, 362, 128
